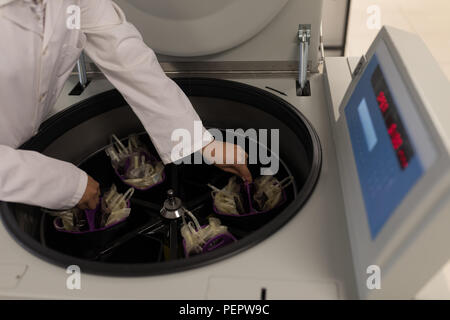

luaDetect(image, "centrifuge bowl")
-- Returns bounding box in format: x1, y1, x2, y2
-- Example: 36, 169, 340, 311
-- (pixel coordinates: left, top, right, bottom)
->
0, 78, 321, 276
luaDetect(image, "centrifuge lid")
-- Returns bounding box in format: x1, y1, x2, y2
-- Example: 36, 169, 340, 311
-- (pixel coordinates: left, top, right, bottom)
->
114, 0, 289, 57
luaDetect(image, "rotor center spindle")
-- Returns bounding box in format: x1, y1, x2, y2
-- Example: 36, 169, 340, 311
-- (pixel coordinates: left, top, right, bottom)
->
160, 189, 185, 220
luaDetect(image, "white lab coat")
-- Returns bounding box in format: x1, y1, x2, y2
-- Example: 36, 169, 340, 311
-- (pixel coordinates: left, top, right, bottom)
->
0, 0, 213, 209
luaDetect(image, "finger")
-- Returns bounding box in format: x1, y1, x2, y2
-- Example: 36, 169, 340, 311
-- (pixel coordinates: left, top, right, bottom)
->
77, 203, 87, 210
87, 198, 98, 210
234, 146, 248, 165
222, 165, 253, 183
237, 165, 253, 182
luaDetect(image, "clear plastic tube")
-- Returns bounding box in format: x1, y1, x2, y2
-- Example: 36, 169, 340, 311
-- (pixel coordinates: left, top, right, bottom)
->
181, 209, 230, 256
108, 134, 165, 189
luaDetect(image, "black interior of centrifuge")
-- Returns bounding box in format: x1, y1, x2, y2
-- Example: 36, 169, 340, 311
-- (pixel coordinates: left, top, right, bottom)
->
0, 78, 321, 276
41, 132, 297, 262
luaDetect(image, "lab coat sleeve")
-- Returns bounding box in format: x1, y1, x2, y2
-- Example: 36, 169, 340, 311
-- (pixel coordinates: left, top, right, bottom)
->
80, 1, 214, 164
0, 145, 87, 210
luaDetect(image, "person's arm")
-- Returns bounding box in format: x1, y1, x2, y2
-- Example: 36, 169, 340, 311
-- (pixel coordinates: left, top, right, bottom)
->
0, 145, 88, 209
80, 1, 252, 181
80, 0, 213, 164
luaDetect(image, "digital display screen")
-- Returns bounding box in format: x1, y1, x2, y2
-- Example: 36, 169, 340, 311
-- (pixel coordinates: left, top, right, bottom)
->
371, 66, 415, 169
345, 54, 426, 239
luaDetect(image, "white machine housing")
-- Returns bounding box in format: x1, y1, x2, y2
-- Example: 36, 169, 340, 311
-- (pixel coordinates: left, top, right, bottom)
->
0, 0, 449, 300
111, 0, 323, 73
327, 26, 450, 299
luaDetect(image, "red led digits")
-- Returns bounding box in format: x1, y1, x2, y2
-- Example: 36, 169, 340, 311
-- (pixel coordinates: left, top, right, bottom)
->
398, 150, 409, 169
388, 123, 404, 150
387, 118, 409, 168
372, 66, 413, 171
377, 91, 389, 113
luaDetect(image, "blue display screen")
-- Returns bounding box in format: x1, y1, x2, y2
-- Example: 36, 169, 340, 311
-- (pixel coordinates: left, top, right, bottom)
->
345, 55, 424, 239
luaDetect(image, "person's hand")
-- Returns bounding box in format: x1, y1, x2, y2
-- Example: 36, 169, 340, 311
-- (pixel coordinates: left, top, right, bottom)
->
77, 175, 100, 210
202, 140, 253, 182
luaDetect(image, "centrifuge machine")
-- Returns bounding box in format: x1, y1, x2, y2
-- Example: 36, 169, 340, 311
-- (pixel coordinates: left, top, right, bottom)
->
1, 0, 449, 300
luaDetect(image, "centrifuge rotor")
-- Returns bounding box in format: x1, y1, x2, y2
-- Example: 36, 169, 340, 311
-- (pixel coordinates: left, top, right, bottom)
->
160, 189, 186, 220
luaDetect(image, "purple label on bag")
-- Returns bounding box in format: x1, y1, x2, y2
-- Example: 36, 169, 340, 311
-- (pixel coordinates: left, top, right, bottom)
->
182, 225, 237, 258
212, 181, 287, 217
54, 199, 130, 234
114, 151, 166, 191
